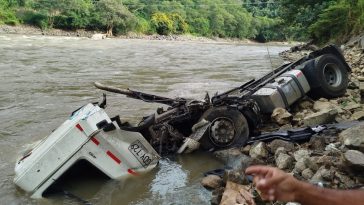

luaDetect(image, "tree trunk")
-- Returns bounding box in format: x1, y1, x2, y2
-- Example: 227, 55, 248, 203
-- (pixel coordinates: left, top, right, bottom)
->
106, 26, 113, 37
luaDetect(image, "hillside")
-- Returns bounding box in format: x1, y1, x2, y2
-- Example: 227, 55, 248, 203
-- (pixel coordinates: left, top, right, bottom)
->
0, 0, 363, 43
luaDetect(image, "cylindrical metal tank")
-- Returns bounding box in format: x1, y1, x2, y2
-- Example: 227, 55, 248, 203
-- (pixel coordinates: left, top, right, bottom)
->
251, 70, 310, 113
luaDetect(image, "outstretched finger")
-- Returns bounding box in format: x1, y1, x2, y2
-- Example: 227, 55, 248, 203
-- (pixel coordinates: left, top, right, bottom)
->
257, 174, 285, 190
245, 165, 273, 177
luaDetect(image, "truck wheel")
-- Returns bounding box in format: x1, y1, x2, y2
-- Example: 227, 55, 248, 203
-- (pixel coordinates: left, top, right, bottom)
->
199, 106, 249, 150
309, 54, 348, 98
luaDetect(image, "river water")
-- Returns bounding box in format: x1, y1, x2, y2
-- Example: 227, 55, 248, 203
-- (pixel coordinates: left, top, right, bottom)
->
0, 34, 288, 205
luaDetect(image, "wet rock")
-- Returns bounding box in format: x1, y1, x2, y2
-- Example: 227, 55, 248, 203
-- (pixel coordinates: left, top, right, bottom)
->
303, 109, 338, 126
220, 181, 256, 205
214, 148, 242, 159
249, 142, 269, 159
302, 168, 314, 180
293, 149, 311, 161
201, 175, 223, 189
272, 108, 292, 125
350, 110, 364, 120
339, 123, 364, 152
342, 150, 364, 174
276, 153, 294, 170
223, 169, 249, 185
214, 148, 255, 170
268, 139, 295, 153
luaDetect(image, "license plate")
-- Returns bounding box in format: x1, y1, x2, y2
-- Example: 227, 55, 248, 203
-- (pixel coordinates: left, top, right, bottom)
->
128, 140, 154, 168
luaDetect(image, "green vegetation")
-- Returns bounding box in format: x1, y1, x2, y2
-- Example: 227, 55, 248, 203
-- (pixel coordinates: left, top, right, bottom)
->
0, 0, 363, 43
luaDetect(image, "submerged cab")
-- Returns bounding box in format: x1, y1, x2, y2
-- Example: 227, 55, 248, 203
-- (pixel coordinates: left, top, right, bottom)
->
14, 103, 160, 198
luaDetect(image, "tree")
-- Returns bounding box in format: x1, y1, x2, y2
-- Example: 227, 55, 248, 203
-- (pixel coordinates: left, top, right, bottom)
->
32, 0, 67, 28
93, 0, 134, 36
170, 13, 188, 34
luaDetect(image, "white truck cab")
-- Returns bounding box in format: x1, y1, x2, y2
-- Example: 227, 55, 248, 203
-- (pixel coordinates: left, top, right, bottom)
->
14, 103, 160, 198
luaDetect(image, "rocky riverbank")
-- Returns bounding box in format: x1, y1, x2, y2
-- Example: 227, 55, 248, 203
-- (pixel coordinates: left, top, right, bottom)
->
201, 35, 364, 205
0, 24, 297, 45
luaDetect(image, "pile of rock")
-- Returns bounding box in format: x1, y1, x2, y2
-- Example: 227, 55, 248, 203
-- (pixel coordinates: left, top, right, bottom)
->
0, 25, 97, 37
201, 37, 364, 205
202, 124, 364, 205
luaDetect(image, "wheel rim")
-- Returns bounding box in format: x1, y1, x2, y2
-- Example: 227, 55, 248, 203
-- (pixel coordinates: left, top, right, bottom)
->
209, 117, 236, 146
323, 63, 342, 88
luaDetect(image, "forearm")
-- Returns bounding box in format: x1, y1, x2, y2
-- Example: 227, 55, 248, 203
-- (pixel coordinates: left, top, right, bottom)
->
294, 181, 364, 205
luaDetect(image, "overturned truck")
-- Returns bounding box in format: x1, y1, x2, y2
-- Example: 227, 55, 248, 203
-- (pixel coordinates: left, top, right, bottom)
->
14, 45, 351, 198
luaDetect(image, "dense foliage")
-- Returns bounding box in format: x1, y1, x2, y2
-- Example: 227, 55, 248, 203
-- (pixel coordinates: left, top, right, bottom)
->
0, 0, 363, 43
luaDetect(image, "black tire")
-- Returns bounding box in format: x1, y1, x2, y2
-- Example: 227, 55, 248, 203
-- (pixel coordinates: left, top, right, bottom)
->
198, 106, 249, 150
308, 54, 349, 99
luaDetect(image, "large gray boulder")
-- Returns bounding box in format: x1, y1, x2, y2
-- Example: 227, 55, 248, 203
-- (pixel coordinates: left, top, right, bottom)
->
339, 123, 364, 152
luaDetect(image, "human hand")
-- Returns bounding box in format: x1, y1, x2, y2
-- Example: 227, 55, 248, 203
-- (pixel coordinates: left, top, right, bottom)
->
245, 165, 301, 202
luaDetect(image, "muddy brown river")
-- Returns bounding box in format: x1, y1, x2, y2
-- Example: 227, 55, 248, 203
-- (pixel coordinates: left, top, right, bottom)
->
0, 34, 288, 205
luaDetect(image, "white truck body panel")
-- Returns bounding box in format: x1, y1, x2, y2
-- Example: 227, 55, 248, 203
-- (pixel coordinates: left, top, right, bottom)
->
13, 104, 160, 198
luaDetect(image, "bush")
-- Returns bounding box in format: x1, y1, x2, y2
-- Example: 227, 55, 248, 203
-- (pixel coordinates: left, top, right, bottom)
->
190, 17, 210, 36
0, 0, 19, 25
170, 13, 188, 34
0, 9, 19, 25
135, 16, 151, 34
17, 9, 48, 29
151, 12, 173, 35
